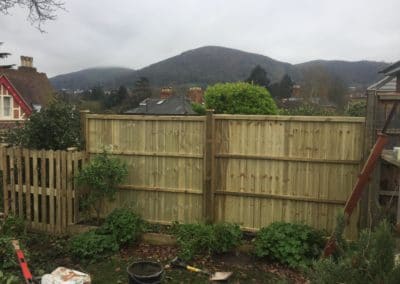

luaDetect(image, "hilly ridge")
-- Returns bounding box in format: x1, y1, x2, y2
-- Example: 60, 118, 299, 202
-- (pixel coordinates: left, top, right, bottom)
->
50, 67, 134, 90
50, 46, 389, 90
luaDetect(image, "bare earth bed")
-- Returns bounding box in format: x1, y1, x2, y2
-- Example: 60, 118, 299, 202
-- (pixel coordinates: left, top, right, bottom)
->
23, 233, 306, 284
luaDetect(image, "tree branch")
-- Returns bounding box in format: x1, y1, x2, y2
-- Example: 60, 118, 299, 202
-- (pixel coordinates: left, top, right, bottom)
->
0, 0, 65, 32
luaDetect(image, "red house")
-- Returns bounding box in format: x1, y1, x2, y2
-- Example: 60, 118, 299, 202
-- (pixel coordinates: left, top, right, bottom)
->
0, 56, 54, 133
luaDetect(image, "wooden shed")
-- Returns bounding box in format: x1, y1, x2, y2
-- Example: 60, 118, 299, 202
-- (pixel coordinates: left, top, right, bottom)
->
364, 61, 400, 229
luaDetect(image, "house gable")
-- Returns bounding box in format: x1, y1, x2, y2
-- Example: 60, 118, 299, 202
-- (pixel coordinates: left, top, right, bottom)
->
0, 75, 32, 119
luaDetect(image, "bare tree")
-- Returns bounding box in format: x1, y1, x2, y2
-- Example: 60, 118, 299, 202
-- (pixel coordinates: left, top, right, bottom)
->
0, 0, 65, 31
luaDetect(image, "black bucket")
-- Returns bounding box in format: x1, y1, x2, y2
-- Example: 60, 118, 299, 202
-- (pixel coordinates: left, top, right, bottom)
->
127, 261, 164, 284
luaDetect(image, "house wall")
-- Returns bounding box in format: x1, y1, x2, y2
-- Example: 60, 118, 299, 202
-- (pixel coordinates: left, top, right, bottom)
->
0, 84, 26, 120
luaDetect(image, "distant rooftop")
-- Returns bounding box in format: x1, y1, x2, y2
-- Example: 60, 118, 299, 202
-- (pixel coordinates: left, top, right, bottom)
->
125, 95, 196, 115
367, 76, 397, 93
380, 60, 400, 76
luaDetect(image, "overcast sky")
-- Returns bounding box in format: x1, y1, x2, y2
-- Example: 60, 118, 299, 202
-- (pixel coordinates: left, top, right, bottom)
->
1, 0, 399, 77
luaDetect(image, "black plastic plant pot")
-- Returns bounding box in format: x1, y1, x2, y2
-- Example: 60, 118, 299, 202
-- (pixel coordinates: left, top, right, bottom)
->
127, 261, 164, 284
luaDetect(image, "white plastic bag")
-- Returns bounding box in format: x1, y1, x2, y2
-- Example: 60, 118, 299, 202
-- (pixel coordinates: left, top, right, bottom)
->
41, 267, 91, 284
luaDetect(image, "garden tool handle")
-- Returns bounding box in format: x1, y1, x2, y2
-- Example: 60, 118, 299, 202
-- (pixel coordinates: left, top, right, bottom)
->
186, 265, 203, 273
186, 265, 210, 275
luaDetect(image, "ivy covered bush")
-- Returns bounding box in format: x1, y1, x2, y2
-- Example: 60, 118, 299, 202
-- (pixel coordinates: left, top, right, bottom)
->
254, 222, 325, 268
172, 222, 242, 261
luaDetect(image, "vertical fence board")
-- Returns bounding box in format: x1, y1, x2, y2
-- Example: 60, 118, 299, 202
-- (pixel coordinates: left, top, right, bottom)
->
23, 149, 31, 223
40, 150, 47, 231
1, 146, 8, 215
16, 148, 23, 217
73, 151, 78, 223
9, 148, 16, 214
55, 150, 62, 234
61, 151, 67, 231
32, 150, 39, 229
49, 150, 55, 233
67, 149, 73, 225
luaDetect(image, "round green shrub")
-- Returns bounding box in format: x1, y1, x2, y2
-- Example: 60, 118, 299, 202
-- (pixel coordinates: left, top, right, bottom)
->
172, 222, 243, 261
172, 223, 215, 261
98, 208, 143, 245
211, 223, 242, 254
254, 222, 325, 268
205, 82, 278, 115
69, 231, 119, 260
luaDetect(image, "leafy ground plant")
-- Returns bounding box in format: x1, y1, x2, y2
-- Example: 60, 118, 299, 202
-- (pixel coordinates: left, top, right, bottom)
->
0, 215, 27, 271
69, 208, 144, 260
254, 222, 325, 268
75, 151, 127, 224
0, 270, 19, 284
97, 208, 143, 246
172, 222, 243, 261
0, 236, 18, 271
211, 223, 242, 254
1, 215, 26, 237
69, 230, 119, 260
309, 220, 400, 284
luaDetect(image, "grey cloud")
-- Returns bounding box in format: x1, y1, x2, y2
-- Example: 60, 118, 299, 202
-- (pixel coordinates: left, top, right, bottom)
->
0, 0, 399, 77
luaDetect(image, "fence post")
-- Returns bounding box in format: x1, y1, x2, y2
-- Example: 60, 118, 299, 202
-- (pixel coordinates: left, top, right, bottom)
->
204, 110, 215, 223
80, 110, 90, 153
0, 143, 9, 215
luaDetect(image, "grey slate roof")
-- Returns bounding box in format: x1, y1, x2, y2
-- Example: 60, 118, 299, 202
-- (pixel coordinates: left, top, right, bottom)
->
367, 76, 397, 92
380, 61, 400, 76
125, 95, 196, 115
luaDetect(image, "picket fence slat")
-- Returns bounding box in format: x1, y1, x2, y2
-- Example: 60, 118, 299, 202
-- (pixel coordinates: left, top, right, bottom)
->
9, 148, 16, 214
49, 150, 55, 233
1, 147, 8, 215
56, 150, 62, 234
24, 149, 31, 224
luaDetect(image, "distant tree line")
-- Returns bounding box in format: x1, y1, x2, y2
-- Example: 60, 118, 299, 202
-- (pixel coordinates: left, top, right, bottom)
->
245, 65, 294, 100
245, 64, 348, 112
60, 76, 153, 113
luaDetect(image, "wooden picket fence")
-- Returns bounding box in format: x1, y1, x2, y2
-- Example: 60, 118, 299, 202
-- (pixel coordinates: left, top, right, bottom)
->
0, 146, 86, 234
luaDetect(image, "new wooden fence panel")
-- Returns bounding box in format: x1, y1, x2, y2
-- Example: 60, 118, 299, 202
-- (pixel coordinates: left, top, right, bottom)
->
86, 115, 205, 224
0, 146, 85, 234
213, 115, 364, 238
84, 114, 365, 238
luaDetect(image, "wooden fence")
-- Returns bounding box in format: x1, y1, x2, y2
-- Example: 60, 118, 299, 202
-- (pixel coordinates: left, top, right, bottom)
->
84, 113, 365, 238
0, 146, 86, 234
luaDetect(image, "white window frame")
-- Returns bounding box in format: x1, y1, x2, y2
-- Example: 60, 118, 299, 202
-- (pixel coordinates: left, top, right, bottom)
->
1, 95, 13, 119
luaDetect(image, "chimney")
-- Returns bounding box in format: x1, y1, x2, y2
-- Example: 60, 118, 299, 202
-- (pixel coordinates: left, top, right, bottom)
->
292, 84, 301, 97
160, 87, 173, 99
187, 87, 204, 103
20, 56, 33, 68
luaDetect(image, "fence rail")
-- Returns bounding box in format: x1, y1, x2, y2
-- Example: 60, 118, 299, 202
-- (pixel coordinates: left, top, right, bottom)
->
0, 146, 86, 234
